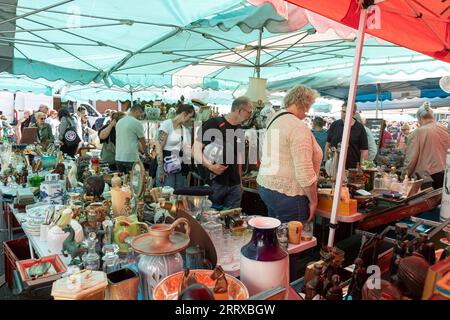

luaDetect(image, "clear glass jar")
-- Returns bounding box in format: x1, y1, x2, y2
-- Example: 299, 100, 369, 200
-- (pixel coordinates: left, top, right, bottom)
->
202, 210, 222, 240
102, 243, 120, 274
82, 232, 100, 270
374, 173, 384, 190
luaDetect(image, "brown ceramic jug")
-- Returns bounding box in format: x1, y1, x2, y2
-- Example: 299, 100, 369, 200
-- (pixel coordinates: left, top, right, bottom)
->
148, 218, 191, 250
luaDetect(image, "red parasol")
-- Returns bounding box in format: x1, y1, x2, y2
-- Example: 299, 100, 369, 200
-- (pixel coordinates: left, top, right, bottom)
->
287, 0, 450, 62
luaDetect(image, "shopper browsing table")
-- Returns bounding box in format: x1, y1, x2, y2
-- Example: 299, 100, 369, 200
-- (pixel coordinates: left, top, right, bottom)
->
397, 123, 410, 151
29, 104, 49, 126
193, 96, 253, 209
156, 104, 195, 189
403, 103, 450, 189
31, 111, 54, 148
257, 85, 322, 223
115, 104, 148, 174
325, 104, 368, 169
98, 112, 126, 170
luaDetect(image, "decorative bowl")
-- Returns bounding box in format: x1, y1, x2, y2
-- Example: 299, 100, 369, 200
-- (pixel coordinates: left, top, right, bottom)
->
153, 269, 249, 300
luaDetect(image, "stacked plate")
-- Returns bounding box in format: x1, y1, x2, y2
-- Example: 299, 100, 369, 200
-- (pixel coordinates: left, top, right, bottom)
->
24, 206, 54, 236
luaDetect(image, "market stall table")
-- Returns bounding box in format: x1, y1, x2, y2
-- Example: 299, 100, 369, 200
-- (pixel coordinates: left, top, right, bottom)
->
9, 203, 71, 266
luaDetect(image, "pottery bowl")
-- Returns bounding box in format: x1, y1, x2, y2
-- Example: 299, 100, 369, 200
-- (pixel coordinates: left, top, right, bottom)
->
153, 269, 249, 300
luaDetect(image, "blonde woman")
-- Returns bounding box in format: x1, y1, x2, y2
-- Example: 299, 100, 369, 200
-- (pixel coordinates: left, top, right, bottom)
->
257, 85, 322, 223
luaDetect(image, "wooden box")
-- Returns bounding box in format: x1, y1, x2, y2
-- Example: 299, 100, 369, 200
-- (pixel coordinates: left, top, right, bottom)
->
435, 272, 450, 299
422, 256, 450, 300
16, 255, 67, 288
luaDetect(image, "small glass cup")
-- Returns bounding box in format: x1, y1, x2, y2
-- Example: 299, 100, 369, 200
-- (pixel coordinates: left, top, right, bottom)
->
302, 221, 314, 241
277, 223, 289, 251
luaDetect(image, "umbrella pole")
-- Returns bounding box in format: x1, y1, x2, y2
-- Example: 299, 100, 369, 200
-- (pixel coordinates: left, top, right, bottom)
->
376, 83, 380, 118
130, 89, 134, 108
327, 8, 368, 248
255, 28, 263, 78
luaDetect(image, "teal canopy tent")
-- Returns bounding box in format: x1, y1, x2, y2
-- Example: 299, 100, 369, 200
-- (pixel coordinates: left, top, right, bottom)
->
1, 1, 449, 93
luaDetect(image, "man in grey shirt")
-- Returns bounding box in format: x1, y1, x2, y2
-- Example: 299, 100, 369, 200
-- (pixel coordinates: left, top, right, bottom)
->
115, 104, 148, 173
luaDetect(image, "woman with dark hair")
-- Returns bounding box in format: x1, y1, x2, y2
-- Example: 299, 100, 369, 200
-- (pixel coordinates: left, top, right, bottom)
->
156, 104, 195, 189
57, 107, 80, 157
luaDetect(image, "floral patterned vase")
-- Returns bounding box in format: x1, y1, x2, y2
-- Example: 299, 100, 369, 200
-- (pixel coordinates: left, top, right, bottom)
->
137, 253, 184, 300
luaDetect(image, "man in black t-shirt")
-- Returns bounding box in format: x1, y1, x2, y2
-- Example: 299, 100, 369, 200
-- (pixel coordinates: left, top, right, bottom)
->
193, 96, 254, 209
325, 104, 368, 169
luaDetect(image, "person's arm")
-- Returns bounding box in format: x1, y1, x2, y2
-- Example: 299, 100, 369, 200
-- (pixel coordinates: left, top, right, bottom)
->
360, 150, 369, 163
325, 122, 334, 159
325, 142, 332, 160
58, 117, 68, 142
156, 130, 168, 179
98, 120, 115, 140
47, 125, 55, 144
15, 124, 22, 144
289, 127, 318, 222
402, 132, 419, 178
359, 124, 369, 163
138, 137, 148, 155
192, 140, 228, 175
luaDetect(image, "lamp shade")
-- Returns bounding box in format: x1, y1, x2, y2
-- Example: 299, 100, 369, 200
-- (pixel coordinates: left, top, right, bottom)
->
439, 76, 450, 94
244, 77, 269, 105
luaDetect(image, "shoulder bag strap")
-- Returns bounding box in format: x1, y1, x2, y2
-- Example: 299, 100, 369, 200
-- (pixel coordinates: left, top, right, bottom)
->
266, 111, 294, 130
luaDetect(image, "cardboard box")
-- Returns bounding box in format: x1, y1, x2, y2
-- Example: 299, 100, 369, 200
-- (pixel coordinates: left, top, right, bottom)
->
317, 193, 358, 216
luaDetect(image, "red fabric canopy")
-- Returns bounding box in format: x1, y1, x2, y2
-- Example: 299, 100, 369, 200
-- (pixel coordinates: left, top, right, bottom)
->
287, 0, 450, 63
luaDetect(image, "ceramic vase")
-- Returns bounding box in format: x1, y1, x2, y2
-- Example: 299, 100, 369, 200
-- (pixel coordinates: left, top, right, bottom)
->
47, 225, 70, 254
111, 187, 132, 215
138, 253, 184, 300
107, 268, 140, 300
240, 217, 289, 298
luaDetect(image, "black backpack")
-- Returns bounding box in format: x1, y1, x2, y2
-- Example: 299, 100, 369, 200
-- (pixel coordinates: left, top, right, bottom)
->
63, 117, 81, 148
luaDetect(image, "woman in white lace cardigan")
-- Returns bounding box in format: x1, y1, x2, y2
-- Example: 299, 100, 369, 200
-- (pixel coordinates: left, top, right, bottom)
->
257, 85, 322, 223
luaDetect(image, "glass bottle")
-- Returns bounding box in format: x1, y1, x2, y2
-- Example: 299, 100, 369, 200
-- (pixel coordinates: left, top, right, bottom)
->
102, 243, 120, 274
82, 232, 100, 270
389, 167, 399, 184
102, 219, 114, 245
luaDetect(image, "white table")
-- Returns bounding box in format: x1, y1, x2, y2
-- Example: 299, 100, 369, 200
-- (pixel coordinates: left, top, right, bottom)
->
222, 237, 317, 278
10, 204, 71, 266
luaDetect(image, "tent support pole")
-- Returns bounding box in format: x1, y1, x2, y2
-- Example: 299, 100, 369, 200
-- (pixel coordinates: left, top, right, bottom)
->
376, 83, 380, 118
0, 0, 73, 26
255, 28, 263, 78
130, 89, 134, 108
327, 8, 368, 248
